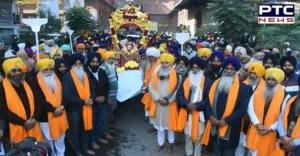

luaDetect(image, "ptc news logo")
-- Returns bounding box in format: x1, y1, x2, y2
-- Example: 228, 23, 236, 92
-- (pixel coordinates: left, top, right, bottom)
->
258, 4, 295, 24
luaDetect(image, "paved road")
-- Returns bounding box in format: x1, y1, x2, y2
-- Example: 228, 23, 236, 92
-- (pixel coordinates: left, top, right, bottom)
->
96, 95, 187, 156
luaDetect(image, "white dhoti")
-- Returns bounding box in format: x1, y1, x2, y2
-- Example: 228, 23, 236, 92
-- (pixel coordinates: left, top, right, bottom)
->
235, 132, 247, 156
40, 122, 65, 156
184, 113, 205, 156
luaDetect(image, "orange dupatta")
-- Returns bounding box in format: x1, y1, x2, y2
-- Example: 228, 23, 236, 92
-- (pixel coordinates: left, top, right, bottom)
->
201, 76, 240, 145
3, 78, 43, 143
70, 69, 93, 130
37, 73, 69, 139
246, 83, 284, 156
272, 96, 300, 156
177, 76, 205, 142
149, 67, 178, 131
141, 60, 160, 110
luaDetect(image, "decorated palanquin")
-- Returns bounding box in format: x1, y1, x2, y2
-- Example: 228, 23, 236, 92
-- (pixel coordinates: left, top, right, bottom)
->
109, 4, 150, 67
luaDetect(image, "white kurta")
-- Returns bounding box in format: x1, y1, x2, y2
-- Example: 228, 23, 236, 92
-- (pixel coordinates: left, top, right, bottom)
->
148, 74, 177, 131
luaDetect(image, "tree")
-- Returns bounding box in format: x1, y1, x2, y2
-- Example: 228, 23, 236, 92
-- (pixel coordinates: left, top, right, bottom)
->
64, 7, 95, 36
207, 0, 258, 41
256, 16, 300, 49
176, 24, 191, 33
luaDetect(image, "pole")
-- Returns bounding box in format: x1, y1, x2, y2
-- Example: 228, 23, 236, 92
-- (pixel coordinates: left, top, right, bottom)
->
181, 44, 184, 55
35, 32, 40, 61
69, 34, 74, 54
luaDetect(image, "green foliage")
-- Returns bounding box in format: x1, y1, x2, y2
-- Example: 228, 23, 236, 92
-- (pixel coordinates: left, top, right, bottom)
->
195, 24, 218, 37
64, 7, 95, 36
207, 0, 258, 41
256, 16, 300, 49
176, 24, 191, 33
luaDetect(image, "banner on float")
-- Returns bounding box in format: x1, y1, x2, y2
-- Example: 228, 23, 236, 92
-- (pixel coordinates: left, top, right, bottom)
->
117, 70, 143, 102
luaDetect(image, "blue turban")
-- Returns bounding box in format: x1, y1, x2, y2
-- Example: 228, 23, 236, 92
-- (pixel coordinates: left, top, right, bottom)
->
176, 56, 189, 66
280, 56, 297, 68
190, 57, 206, 70
68, 53, 85, 66
263, 53, 279, 66
55, 58, 69, 71
209, 50, 225, 62
223, 56, 241, 71
86, 52, 102, 65
139, 48, 147, 56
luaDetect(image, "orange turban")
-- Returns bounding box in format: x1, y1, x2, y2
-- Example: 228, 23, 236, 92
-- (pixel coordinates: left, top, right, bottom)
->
76, 43, 86, 50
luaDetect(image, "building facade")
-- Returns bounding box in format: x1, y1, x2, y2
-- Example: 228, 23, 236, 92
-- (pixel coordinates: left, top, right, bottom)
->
0, 0, 19, 45
85, 0, 117, 30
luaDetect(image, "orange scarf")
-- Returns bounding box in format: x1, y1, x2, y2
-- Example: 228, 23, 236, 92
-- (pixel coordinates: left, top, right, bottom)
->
241, 79, 265, 131
272, 96, 300, 156
201, 76, 239, 145
141, 60, 160, 110
3, 78, 43, 143
37, 73, 69, 139
246, 83, 284, 156
70, 69, 93, 131
177, 76, 205, 142
149, 67, 178, 131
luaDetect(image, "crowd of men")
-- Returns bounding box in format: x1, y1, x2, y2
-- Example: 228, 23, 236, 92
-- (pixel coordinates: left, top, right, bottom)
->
0, 37, 300, 156
142, 43, 300, 156
0, 42, 118, 156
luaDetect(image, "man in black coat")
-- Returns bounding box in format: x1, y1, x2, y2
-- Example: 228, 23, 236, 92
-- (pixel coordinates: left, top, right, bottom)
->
62, 53, 95, 156
85, 52, 110, 150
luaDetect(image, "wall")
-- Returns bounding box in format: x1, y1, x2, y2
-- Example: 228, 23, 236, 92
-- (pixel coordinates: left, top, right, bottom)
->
0, 0, 19, 44
85, 0, 116, 30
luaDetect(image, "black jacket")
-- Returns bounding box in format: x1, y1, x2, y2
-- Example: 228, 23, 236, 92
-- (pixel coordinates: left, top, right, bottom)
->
85, 67, 110, 106
62, 70, 95, 112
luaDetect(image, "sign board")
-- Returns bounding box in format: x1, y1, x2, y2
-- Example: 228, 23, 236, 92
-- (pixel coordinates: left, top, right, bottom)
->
0, 4, 12, 21
175, 33, 190, 44
149, 22, 158, 32
258, 4, 295, 24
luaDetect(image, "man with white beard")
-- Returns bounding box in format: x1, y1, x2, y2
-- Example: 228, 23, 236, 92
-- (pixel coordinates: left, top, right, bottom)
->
177, 57, 212, 156
235, 62, 265, 156
141, 47, 161, 119
181, 43, 197, 60
32, 58, 68, 156
201, 56, 251, 155
148, 53, 179, 154
174, 56, 189, 84
247, 68, 285, 156
63, 53, 95, 156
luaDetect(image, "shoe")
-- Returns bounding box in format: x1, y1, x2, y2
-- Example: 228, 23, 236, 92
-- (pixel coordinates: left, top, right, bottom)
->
105, 134, 114, 140
92, 143, 101, 150
147, 127, 156, 133
154, 145, 164, 152
98, 138, 109, 144
85, 149, 95, 155
167, 143, 173, 154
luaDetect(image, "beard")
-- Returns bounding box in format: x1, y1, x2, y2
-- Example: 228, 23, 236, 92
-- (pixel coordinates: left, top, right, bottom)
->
175, 66, 187, 76
264, 84, 278, 104
248, 77, 259, 88
8, 73, 25, 86
284, 69, 294, 77
217, 74, 234, 93
189, 70, 203, 87
74, 66, 85, 82
89, 65, 99, 73
159, 66, 171, 77
211, 64, 221, 72
42, 73, 57, 91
